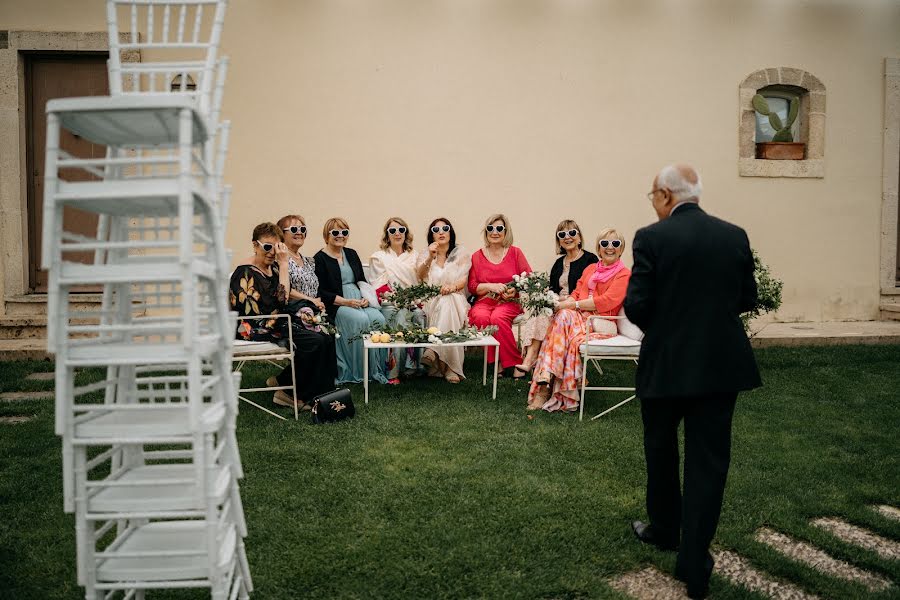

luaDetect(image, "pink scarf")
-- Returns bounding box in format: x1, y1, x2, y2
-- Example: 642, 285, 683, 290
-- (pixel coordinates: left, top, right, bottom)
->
588, 260, 625, 293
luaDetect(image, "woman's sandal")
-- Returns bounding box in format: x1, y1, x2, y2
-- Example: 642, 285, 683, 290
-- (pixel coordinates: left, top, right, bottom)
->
444, 372, 461, 384
512, 366, 530, 379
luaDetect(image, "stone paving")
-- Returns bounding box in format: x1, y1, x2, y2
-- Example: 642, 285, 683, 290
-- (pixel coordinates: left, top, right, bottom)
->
755, 528, 891, 592
610, 507, 898, 599
712, 550, 819, 600
24, 371, 55, 381
811, 517, 900, 561
0, 415, 34, 424
0, 390, 54, 401
874, 505, 900, 522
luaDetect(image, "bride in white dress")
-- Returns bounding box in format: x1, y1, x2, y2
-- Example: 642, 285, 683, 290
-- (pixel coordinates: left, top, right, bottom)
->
416, 218, 471, 383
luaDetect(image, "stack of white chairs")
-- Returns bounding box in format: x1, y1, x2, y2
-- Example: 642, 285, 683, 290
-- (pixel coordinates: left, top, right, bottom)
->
44, 1, 252, 598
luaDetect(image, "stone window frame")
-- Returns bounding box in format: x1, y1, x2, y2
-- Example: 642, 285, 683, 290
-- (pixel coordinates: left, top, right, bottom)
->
0, 31, 138, 302
738, 67, 825, 178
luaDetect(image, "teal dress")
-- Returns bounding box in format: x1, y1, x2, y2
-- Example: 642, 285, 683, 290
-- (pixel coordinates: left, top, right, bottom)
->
334, 257, 388, 384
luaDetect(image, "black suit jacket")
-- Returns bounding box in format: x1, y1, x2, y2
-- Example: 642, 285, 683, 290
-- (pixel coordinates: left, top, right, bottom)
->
314, 247, 367, 322
548, 251, 599, 295
624, 203, 761, 399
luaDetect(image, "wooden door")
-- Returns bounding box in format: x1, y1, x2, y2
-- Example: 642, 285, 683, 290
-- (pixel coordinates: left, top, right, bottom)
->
26, 53, 109, 292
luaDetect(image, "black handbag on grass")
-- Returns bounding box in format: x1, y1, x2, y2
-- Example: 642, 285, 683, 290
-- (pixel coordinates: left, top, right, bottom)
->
311, 388, 355, 424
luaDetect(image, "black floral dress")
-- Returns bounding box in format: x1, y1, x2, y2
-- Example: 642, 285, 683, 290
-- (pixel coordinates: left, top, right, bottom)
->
229, 264, 337, 402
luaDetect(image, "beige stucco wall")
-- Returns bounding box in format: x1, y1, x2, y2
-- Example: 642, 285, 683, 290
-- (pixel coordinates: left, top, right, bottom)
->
3, 0, 899, 321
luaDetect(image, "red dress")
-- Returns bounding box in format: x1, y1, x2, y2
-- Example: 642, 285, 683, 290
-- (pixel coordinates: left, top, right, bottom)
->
467, 246, 532, 369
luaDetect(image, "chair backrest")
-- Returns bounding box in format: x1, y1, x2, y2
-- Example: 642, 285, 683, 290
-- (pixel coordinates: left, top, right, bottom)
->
106, 0, 228, 116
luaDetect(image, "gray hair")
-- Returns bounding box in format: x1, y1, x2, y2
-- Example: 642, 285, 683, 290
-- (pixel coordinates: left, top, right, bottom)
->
656, 164, 702, 202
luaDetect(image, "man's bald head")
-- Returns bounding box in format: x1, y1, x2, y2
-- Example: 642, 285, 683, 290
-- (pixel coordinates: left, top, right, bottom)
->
655, 164, 702, 204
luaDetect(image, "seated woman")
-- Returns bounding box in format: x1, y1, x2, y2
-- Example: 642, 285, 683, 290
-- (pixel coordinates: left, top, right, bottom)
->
516, 219, 598, 376
468, 213, 531, 376
314, 217, 389, 384
369, 217, 425, 379
277, 213, 326, 314
230, 222, 337, 411
527, 228, 631, 412
417, 217, 471, 383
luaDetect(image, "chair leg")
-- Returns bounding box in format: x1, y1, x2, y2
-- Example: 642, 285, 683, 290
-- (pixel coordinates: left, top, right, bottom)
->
579, 354, 589, 422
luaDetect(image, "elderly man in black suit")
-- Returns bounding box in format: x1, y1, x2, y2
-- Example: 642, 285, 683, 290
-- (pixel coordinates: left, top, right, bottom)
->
623, 164, 761, 599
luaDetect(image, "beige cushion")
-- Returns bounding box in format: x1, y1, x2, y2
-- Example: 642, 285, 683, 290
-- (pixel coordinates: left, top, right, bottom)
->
616, 307, 644, 341
591, 317, 618, 337
580, 335, 641, 356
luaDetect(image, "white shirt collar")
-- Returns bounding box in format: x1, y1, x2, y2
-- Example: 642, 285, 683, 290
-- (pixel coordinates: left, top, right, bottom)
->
670, 201, 694, 215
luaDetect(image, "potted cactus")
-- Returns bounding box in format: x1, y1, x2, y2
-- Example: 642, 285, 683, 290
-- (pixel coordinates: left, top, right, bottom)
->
752, 93, 805, 160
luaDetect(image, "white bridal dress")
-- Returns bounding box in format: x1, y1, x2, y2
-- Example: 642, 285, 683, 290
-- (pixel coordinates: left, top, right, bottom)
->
418, 246, 471, 378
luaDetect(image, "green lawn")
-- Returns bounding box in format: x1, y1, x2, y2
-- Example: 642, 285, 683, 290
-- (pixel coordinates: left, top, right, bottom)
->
0, 345, 898, 599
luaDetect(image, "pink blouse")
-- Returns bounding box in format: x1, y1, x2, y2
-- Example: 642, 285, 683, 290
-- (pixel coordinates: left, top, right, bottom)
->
467, 246, 532, 303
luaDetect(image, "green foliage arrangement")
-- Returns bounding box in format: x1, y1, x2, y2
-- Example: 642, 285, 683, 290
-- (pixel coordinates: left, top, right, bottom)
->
381, 282, 442, 311
752, 93, 799, 143
352, 324, 498, 344
508, 271, 558, 317
742, 249, 784, 334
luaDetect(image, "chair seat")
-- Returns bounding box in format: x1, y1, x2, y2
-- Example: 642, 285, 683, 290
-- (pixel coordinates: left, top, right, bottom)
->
96, 520, 235, 583
62, 336, 223, 366
47, 94, 209, 146
75, 403, 226, 440
89, 464, 231, 513
580, 335, 642, 356
55, 179, 214, 217
58, 258, 217, 286
233, 340, 288, 357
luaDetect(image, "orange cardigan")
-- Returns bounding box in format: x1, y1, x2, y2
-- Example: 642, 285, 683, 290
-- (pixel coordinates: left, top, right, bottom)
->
570, 263, 631, 316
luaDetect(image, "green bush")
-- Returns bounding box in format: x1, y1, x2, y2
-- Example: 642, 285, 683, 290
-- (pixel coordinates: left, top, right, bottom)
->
742, 249, 783, 334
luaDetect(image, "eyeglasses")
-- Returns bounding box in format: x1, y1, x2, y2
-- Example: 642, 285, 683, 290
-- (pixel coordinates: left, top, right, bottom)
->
255, 241, 275, 253
283, 225, 307, 235
485, 224, 505, 233
556, 229, 579, 240
387, 227, 407, 235
599, 239, 622, 249
647, 188, 662, 201
330, 229, 350, 237
431, 225, 451, 233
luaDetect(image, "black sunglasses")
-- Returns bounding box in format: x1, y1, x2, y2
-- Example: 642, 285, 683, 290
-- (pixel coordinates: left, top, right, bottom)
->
283, 225, 307, 235
255, 241, 275, 253
330, 229, 350, 237
387, 226, 407, 235
485, 224, 505, 233
431, 225, 451, 233
557, 229, 579, 240
599, 239, 622, 248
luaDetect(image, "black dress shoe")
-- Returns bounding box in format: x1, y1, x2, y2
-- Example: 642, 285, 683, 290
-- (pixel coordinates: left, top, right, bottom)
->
631, 520, 678, 551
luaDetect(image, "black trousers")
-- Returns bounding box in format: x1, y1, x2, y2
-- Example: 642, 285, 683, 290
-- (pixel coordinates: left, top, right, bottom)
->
640, 393, 738, 588
276, 327, 337, 401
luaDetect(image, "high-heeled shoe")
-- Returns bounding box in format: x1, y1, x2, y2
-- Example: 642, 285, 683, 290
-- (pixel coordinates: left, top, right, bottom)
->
512, 361, 535, 378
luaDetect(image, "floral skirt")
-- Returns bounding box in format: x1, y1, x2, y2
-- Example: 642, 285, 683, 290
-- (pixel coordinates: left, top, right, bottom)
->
527, 309, 613, 412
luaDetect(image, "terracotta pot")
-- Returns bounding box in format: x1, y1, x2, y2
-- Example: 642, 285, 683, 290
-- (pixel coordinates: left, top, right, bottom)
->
755, 142, 806, 160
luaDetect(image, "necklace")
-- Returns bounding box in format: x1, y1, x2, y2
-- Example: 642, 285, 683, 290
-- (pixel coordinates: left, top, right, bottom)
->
287, 247, 303, 262
485, 246, 507, 263
564, 250, 583, 266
